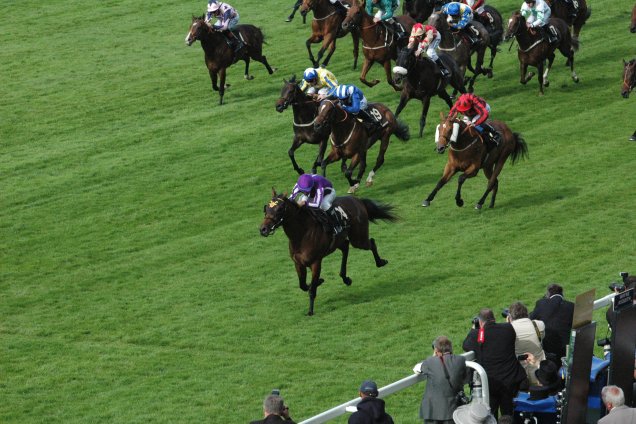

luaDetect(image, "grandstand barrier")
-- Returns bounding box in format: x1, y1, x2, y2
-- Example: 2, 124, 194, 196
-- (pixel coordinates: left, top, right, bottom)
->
299, 292, 618, 424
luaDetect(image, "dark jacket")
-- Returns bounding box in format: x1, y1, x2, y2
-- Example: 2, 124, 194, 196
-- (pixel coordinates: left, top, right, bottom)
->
529, 295, 574, 358
250, 414, 296, 424
462, 322, 527, 387
348, 397, 394, 424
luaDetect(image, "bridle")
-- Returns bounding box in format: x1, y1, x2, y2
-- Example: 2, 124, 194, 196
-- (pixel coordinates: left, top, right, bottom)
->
439, 119, 480, 152
263, 198, 287, 234
623, 62, 636, 94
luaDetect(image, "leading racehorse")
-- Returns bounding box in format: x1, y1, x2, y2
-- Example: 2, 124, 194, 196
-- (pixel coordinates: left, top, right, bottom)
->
422, 113, 528, 209
185, 16, 275, 105
260, 190, 397, 315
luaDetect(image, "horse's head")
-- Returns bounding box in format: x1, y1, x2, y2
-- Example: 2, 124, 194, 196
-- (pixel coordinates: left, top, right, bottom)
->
504, 11, 523, 41
341, 0, 363, 31
276, 75, 301, 112
392, 47, 416, 84
300, 0, 315, 16
314, 99, 339, 134
185, 16, 207, 46
434, 113, 465, 154
622, 59, 636, 98
427, 11, 447, 32
260, 190, 291, 237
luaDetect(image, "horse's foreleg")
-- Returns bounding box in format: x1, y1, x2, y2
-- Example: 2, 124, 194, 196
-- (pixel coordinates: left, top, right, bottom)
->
422, 163, 456, 207
321, 148, 340, 178
519, 61, 534, 85
456, 164, 480, 207
289, 136, 305, 175
351, 32, 360, 70
295, 262, 309, 292
306, 36, 323, 68
218, 68, 227, 105
339, 241, 352, 286
209, 69, 219, 92
345, 154, 361, 193
438, 87, 454, 109
537, 60, 545, 95
394, 91, 410, 117
359, 58, 380, 87
367, 136, 389, 187
383, 61, 401, 91
320, 35, 337, 67
312, 139, 328, 175
307, 261, 324, 316
476, 159, 505, 209
419, 96, 432, 138
243, 57, 254, 80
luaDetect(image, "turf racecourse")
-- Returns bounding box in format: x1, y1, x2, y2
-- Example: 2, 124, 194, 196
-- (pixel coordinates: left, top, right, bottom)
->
1, 0, 634, 422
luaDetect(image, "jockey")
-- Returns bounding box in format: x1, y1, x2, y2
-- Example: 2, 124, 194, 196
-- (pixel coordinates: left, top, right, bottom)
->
205, 1, 244, 52
462, 0, 492, 27
366, 0, 407, 40
291, 174, 343, 234
441, 2, 481, 46
328, 84, 381, 132
449, 93, 502, 150
407, 23, 450, 78
520, 0, 558, 44
299, 67, 339, 98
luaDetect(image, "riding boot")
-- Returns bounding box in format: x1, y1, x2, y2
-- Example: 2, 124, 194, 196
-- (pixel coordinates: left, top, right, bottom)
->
358, 109, 382, 133
483, 124, 501, 151
333, 0, 347, 16
225, 30, 245, 52
327, 207, 343, 235
434, 58, 450, 79
394, 22, 407, 40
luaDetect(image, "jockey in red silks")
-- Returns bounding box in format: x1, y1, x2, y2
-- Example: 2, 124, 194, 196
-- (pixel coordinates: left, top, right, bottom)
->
407, 23, 450, 78
449, 93, 502, 150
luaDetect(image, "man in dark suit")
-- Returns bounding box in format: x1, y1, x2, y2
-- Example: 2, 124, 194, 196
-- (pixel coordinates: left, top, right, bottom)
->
413, 336, 467, 423
463, 308, 527, 419
529, 283, 574, 361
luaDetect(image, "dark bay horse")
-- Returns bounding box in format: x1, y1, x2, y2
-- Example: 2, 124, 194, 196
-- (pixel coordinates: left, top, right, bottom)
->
341, 0, 416, 91
422, 113, 528, 209
403, 0, 436, 22
546, 0, 590, 40
622, 59, 636, 98
428, 12, 491, 92
300, 0, 360, 69
392, 47, 466, 137
185, 16, 275, 105
260, 190, 397, 315
315, 99, 410, 192
472, 5, 504, 70
504, 12, 579, 95
275, 76, 327, 175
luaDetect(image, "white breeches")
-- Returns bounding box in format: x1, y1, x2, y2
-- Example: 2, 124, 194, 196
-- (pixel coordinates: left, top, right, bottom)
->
321, 188, 336, 210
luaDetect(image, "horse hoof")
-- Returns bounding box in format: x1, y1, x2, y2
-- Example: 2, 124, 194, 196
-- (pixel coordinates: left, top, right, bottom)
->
456, 199, 464, 207
347, 183, 359, 194
475, 203, 483, 210
343, 277, 352, 286
271, 67, 278, 73
365, 180, 374, 187
317, 278, 324, 287
573, 77, 579, 83
377, 259, 388, 267
421, 200, 431, 207
244, 75, 254, 80
307, 311, 314, 316
544, 81, 550, 87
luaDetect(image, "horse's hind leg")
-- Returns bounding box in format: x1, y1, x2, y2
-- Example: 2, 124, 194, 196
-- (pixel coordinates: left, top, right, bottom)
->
307, 261, 324, 316
320, 36, 337, 67
339, 241, 352, 286
367, 137, 389, 187
306, 36, 323, 68
476, 158, 505, 209
369, 238, 388, 267
422, 163, 456, 207
295, 262, 309, 292
252, 51, 276, 75
243, 58, 254, 80
218, 68, 227, 105
419, 96, 432, 138
359, 58, 380, 87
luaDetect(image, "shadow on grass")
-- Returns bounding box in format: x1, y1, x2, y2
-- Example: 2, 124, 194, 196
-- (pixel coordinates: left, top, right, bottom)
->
504, 186, 580, 209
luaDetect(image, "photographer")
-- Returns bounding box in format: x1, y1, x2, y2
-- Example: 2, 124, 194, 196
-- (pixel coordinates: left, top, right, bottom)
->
505, 302, 546, 385
605, 272, 636, 331
529, 283, 574, 362
250, 393, 296, 424
462, 308, 527, 419
413, 336, 467, 424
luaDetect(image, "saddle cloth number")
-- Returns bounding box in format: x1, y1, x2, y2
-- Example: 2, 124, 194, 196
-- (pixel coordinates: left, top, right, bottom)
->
369, 107, 383, 123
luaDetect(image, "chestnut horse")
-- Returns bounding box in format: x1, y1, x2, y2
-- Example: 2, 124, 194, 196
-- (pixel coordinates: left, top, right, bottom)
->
422, 114, 528, 209
315, 99, 410, 192
260, 190, 397, 315
504, 12, 579, 95
185, 16, 275, 105
341, 0, 416, 91
300, 0, 360, 69
275, 76, 329, 175
392, 47, 466, 137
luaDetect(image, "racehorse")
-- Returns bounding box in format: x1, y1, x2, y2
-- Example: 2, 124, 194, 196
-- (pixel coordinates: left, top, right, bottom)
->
631, 2, 636, 33
300, 0, 360, 69
622, 59, 636, 98
428, 12, 491, 92
185, 16, 275, 105
275, 76, 329, 175
260, 190, 397, 315
341, 0, 416, 91
504, 12, 579, 95
546, 0, 591, 40
314, 99, 410, 192
472, 5, 504, 70
422, 113, 528, 209
403, 0, 436, 23
392, 47, 467, 137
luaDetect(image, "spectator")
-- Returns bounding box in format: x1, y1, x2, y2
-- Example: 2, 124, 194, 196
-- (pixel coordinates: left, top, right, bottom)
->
463, 308, 527, 419
250, 394, 296, 423
506, 301, 546, 385
452, 403, 496, 424
529, 283, 574, 362
349, 380, 394, 424
598, 385, 636, 423
527, 357, 562, 400
413, 336, 467, 423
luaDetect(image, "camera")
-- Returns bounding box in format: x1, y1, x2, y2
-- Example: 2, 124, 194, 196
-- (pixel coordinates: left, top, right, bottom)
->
517, 354, 529, 360
609, 282, 625, 292
471, 316, 480, 329
271, 389, 280, 396
501, 308, 510, 319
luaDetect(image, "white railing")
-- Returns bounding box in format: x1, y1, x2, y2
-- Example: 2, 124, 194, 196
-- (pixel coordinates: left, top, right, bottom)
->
299, 292, 618, 424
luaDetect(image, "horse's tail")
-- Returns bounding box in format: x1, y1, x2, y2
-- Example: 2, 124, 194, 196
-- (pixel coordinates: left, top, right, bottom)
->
393, 119, 411, 142
584, 6, 591, 22
510, 132, 529, 164
360, 199, 399, 223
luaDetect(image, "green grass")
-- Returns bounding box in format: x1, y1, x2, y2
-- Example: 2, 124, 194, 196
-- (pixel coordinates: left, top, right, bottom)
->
1, 0, 635, 422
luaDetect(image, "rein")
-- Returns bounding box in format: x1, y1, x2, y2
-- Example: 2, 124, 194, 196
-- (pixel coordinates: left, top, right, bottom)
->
362, 27, 394, 50
449, 136, 480, 152
313, 10, 337, 21
518, 38, 543, 53
329, 106, 356, 148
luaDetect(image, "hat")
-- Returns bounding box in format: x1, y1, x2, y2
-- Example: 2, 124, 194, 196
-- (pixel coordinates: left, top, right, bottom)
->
359, 380, 379, 397
453, 403, 497, 424
535, 360, 559, 387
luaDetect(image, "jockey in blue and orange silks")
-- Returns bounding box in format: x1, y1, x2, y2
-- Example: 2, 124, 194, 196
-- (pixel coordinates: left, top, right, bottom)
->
205, 1, 244, 51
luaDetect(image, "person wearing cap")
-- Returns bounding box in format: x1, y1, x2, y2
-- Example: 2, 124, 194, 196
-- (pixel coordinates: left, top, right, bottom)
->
290, 173, 343, 234
448, 93, 501, 151
462, 308, 527, 419
204, 1, 244, 52
299, 67, 339, 99
520, 0, 558, 45
413, 336, 467, 423
250, 394, 296, 423
598, 385, 636, 424
452, 403, 496, 424
406, 23, 450, 78
366, 0, 407, 40
328, 84, 381, 132
441, 2, 481, 46
505, 302, 546, 386
349, 380, 395, 424
529, 283, 574, 362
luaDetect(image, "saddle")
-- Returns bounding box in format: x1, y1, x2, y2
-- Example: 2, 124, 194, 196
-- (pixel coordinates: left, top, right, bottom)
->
308, 206, 349, 235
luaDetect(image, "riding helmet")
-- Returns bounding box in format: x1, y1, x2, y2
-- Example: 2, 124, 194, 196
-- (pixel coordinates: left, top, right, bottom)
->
412, 23, 425, 37
303, 68, 318, 82
446, 2, 460, 15
455, 96, 472, 112
208, 1, 221, 12
297, 174, 315, 192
